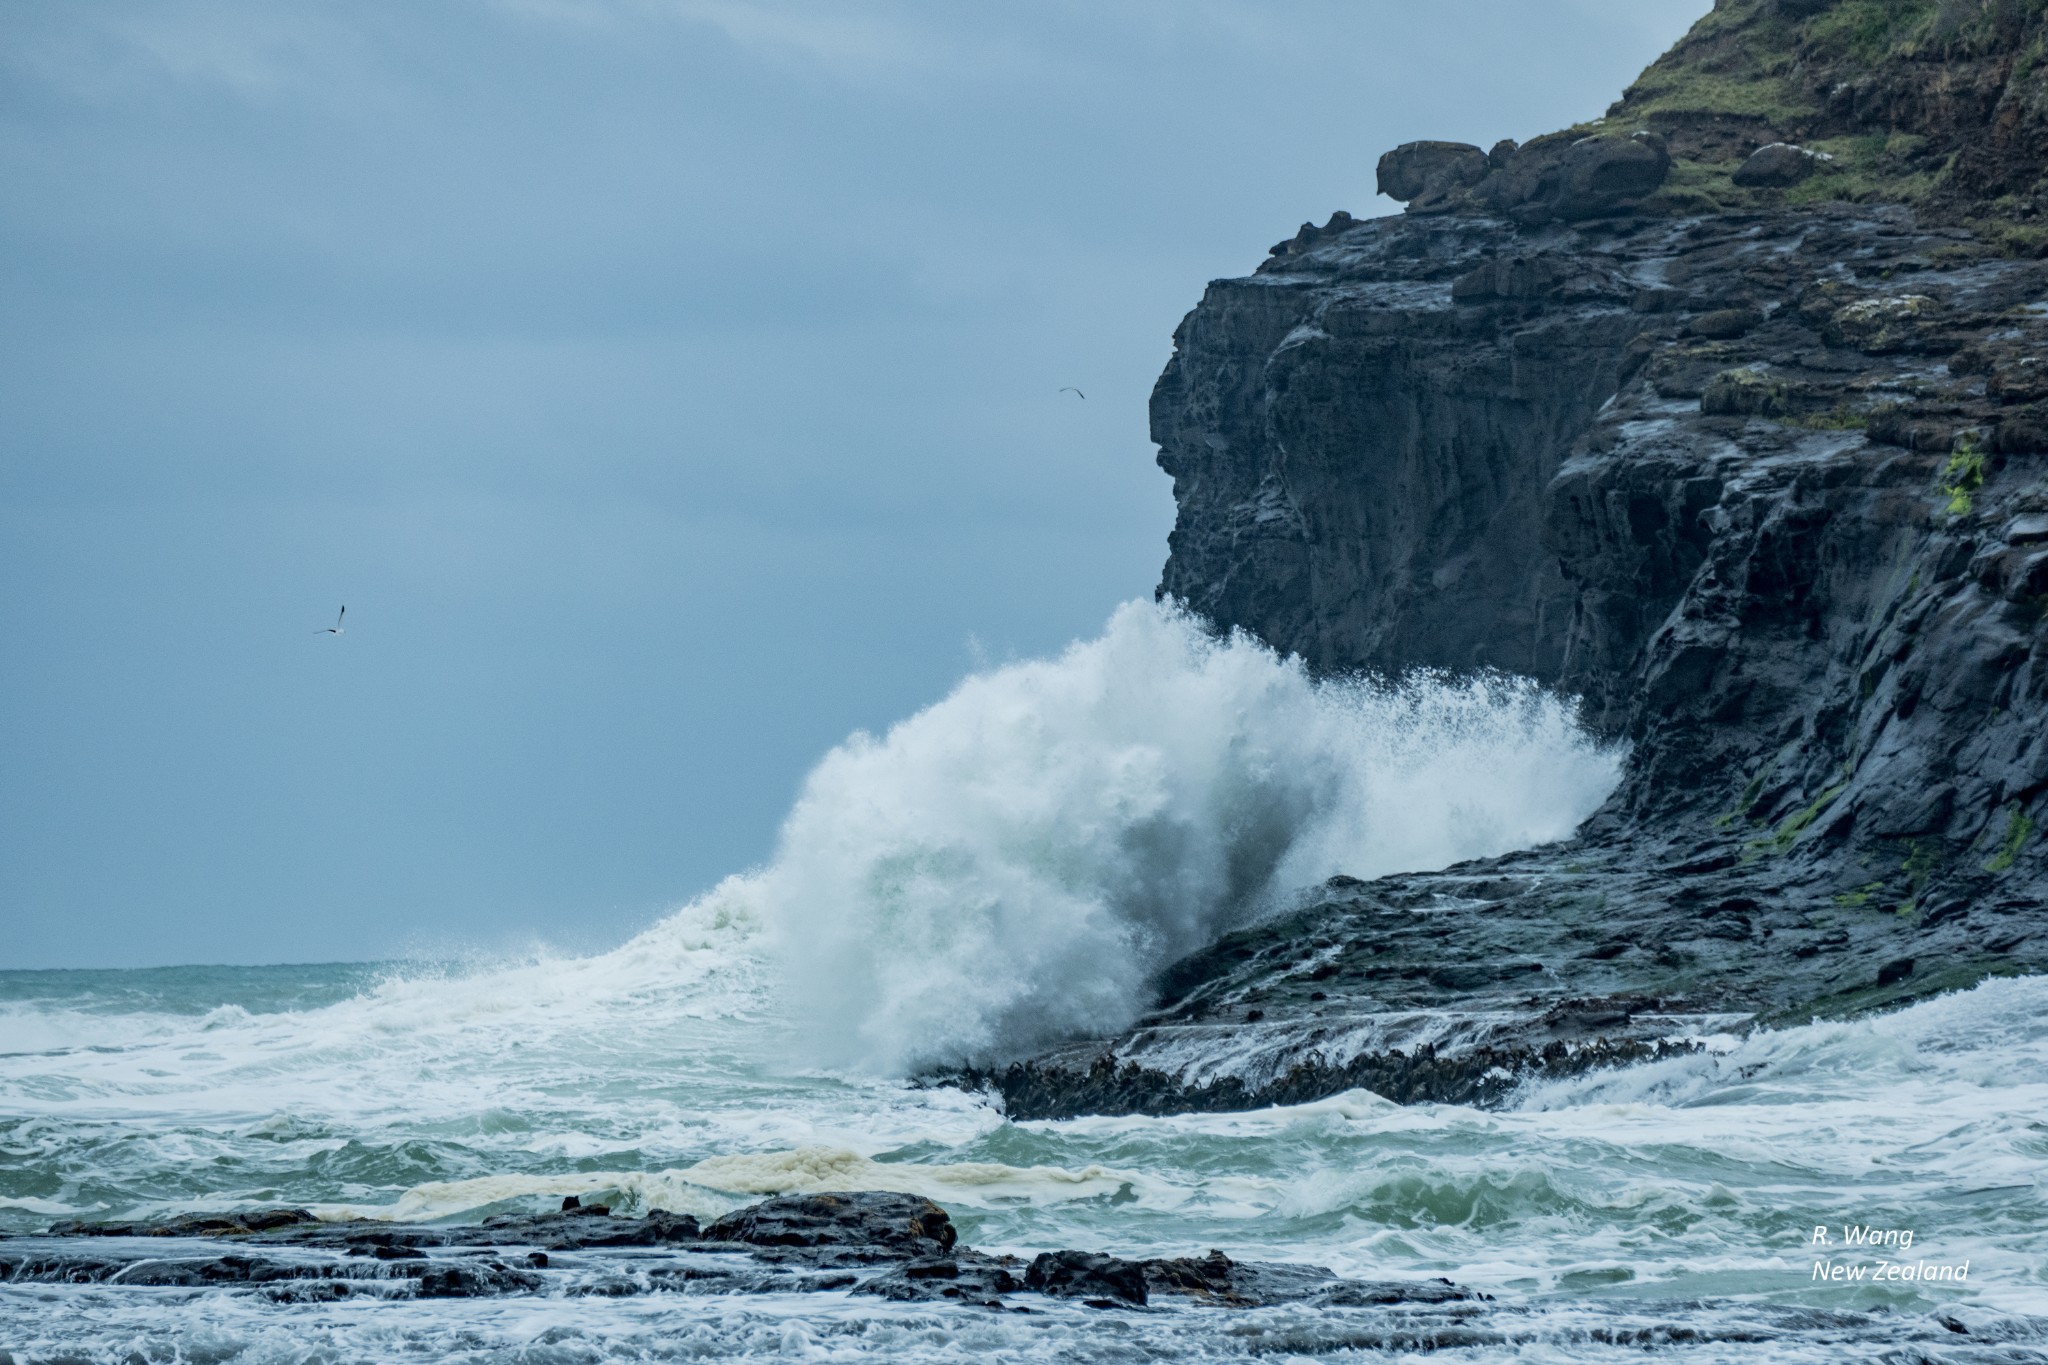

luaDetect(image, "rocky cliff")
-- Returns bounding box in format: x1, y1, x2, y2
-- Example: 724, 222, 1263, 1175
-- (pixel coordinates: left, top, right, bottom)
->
965, 0, 2048, 1118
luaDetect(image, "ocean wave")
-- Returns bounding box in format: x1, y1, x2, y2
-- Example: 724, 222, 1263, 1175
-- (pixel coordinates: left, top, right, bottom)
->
1515, 972, 2048, 1112
756, 598, 1619, 1074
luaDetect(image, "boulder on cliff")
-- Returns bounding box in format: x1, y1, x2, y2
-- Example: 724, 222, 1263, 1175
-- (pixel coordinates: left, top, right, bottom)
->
1386, 130, 1672, 223
1732, 141, 1826, 188
1546, 131, 1671, 219
1375, 140, 1491, 206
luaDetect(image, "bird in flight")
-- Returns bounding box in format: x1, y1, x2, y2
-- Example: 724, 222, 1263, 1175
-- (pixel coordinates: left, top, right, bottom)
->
316, 605, 345, 635
1059, 387, 1086, 399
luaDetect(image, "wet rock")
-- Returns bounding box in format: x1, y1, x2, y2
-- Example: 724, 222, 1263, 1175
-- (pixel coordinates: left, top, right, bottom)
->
1140, 1250, 1261, 1304
1733, 142, 1824, 188
1025, 1250, 1150, 1306
1991, 364, 2048, 406
1313, 1276, 1485, 1307
414, 1262, 546, 1298
2008, 514, 2048, 545
702, 1192, 955, 1257
45, 1204, 701, 1253
48, 1208, 317, 1238
854, 1251, 1024, 1306
1138, 1250, 1352, 1307
1701, 367, 1798, 416
15, 1194, 1477, 1314
543, 1210, 701, 1249
1689, 306, 1765, 340
1994, 404, 2048, 453
1450, 253, 1579, 302
362, 1243, 425, 1260
0, 1243, 544, 1298
1824, 295, 1941, 353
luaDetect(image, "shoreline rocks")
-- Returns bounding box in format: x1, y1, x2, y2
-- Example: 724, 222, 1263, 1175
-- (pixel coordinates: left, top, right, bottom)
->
7, 1192, 1487, 1312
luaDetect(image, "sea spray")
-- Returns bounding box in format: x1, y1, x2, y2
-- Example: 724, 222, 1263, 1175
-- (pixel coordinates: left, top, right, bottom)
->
756, 599, 1621, 1074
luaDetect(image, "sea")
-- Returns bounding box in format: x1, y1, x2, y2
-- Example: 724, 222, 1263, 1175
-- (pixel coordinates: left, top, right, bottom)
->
4, 601, 2045, 1362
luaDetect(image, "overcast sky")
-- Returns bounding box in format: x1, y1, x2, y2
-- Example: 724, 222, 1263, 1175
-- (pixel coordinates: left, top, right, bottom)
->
0, 0, 1708, 969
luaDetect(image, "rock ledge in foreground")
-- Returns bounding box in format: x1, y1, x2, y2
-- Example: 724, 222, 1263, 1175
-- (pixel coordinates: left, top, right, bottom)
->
10, 1192, 1482, 1312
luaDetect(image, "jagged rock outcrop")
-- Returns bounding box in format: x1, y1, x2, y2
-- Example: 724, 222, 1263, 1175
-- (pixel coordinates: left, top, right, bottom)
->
975, 0, 2048, 1120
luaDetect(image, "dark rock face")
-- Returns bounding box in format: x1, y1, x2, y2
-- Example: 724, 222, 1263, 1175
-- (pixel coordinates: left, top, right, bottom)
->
992, 196, 2048, 1122
1154, 219, 1634, 681
1159, 203, 2048, 870
702, 1192, 954, 1256
9, 1194, 1482, 1313
1025, 1249, 1151, 1306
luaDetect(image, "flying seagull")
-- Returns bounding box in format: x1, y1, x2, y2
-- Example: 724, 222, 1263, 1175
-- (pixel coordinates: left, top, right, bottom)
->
1059, 387, 1085, 399
316, 605, 345, 635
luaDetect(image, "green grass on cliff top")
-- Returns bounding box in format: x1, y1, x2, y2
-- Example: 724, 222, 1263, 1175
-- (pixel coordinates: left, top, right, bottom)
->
1620, 0, 2041, 124
1599, 0, 2046, 222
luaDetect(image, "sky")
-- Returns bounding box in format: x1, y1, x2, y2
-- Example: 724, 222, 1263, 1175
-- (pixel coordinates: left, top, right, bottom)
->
0, 0, 1710, 969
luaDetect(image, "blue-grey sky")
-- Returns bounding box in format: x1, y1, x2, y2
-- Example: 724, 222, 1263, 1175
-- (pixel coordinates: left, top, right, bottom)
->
1, 0, 1708, 969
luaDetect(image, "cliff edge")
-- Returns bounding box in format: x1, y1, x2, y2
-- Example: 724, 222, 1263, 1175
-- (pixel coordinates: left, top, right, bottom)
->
964, 0, 2048, 1117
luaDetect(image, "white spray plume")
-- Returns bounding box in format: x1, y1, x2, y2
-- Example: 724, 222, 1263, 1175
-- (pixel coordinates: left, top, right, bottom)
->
753, 599, 1621, 1075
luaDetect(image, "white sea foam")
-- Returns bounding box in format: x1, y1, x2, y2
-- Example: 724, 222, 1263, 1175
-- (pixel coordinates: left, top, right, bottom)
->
1515, 972, 2048, 1113
0, 602, 1615, 1093
323, 1145, 1147, 1222
752, 599, 1620, 1073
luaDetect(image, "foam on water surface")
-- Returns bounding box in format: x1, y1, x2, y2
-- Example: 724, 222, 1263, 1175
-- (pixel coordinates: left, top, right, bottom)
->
320, 1145, 1149, 1223
4, 602, 2045, 1359
757, 600, 1620, 1072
